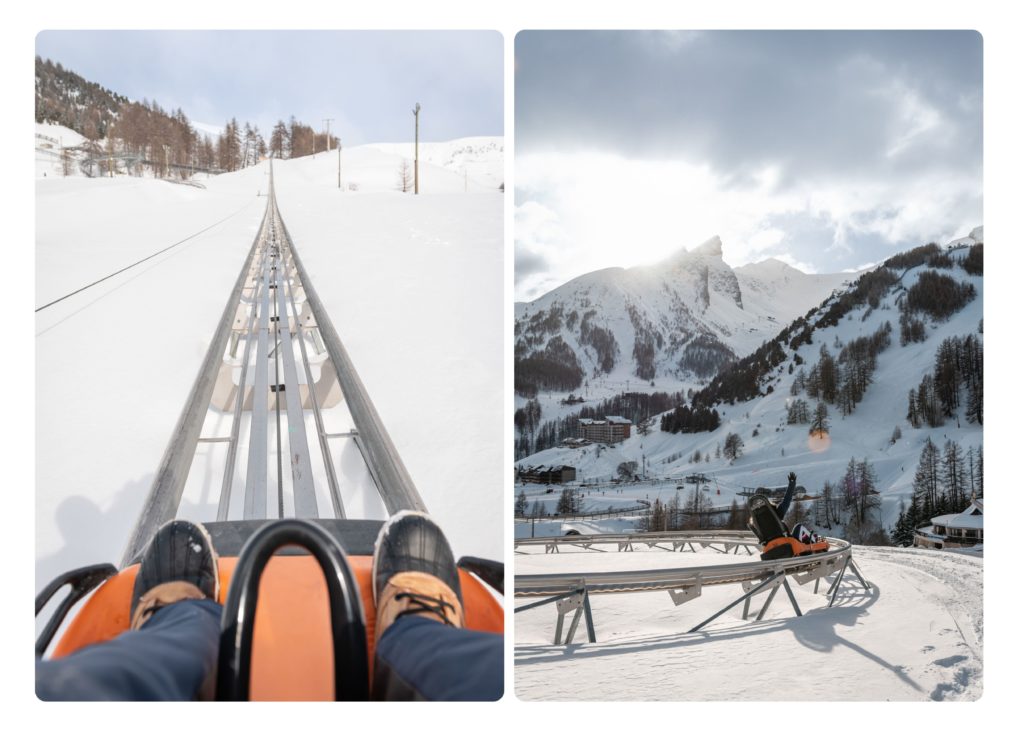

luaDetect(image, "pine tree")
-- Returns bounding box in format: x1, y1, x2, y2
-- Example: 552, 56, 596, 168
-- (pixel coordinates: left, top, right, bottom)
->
907, 389, 920, 428
976, 445, 983, 496
817, 345, 838, 403
913, 438, 942, 509
942, 439, 967, 509
270, 120, 289, 159
820, 480, 837, 528
855, 458, 880, 523
810, 401, 830, 436
723, 432, 744, 461
515, 490, 527, 517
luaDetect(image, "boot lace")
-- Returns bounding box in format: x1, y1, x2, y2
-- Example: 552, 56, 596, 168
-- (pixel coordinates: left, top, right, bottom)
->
394, 592, 458, 626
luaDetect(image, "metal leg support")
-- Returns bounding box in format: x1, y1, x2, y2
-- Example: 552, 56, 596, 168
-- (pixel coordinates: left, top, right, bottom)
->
848, 559, 871, 591
781, 576, 802, 618
755, 580, 781, 621
828, 557, 851, 608
689, 571, 784, 633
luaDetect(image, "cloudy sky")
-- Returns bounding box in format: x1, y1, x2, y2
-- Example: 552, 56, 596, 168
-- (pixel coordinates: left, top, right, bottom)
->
36, 30, 502, 144
515, 30, 982, 302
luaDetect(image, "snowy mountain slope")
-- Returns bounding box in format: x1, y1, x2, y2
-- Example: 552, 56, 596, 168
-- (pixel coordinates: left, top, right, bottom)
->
514, 229, 983, 533
36, 140, 502, 601
514, 236, 853, 401
363, 136, 503, 190
515, 544, 982, 700
35, 122, 87, 178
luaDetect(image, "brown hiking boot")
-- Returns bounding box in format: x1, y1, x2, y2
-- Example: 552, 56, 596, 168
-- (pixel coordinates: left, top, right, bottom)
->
129, 520, 219, 631
372, 511, 465, 636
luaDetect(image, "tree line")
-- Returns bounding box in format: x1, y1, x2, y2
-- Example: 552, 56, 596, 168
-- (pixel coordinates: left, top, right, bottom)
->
36, 55, 338, 178
907, 333, 983, 428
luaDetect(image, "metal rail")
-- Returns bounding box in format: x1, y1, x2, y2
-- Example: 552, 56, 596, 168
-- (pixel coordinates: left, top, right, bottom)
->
122, 208, 267, 564
122, 160, 425, 565
514, 530, 870, 644
276, 192, 426, 514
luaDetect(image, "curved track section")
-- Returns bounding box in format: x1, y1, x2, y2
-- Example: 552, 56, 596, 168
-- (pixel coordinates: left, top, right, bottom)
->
516, 531, 853, 596
515, 530, 869, 643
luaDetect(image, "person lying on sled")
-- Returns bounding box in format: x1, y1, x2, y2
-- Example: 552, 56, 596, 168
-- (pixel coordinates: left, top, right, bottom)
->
774, 471, 824, 545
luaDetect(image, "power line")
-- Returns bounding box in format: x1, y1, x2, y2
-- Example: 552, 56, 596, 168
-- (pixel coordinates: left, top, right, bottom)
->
35, 199, 256, 313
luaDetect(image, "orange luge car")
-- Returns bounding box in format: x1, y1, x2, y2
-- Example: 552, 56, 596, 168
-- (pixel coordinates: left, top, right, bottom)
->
748, 494, 829, 561
36, 518, 503, 701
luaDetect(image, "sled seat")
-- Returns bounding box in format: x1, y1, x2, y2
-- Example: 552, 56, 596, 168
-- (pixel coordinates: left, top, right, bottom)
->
45, 519, 503, 701
748, 494, 829, 561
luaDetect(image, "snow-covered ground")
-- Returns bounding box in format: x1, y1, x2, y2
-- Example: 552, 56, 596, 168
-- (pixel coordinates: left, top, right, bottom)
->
515, 544, 982, 701
35, 137, 502, 594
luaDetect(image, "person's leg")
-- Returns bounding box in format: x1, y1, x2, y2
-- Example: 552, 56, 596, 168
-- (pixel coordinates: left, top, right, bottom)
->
791, 523, 822, 544
36, 598, 222, 701
37, 519, 222, 701
371, 511, 504, 701
373, 616, 502, 701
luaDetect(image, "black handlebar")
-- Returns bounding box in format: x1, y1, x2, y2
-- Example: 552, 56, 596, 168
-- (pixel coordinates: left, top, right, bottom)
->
215, 519, 368, 701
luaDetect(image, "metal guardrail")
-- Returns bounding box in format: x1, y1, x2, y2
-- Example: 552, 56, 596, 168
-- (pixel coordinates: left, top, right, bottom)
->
514, 499, 651, 522
514, 531, 869, 644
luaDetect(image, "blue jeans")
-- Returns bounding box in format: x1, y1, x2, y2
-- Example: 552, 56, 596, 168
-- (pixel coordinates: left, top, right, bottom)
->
374, 616, 503, 701
36, 598, 222, 701
37, 601, 503, 701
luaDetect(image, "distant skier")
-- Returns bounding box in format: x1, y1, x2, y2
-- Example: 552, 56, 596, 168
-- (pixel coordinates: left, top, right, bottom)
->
774, 471, 823, 545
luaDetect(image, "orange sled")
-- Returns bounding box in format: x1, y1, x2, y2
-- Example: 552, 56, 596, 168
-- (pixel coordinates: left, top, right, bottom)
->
35, 519, 503, 700
748, 494, 829, 561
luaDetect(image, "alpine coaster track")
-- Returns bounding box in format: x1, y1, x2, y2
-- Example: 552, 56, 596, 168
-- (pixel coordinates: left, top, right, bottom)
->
515, 530, 870, 645
122, 161, 426, 565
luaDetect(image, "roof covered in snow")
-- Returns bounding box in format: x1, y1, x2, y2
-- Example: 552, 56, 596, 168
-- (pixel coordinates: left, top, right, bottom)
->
931, 498, 984, 530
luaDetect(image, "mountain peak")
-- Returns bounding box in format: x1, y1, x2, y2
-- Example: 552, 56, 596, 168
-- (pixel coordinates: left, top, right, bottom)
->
692, 235, 723, 257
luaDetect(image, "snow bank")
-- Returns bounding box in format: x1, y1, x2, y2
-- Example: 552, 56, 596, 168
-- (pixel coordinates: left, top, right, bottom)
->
515, 544, 982, 701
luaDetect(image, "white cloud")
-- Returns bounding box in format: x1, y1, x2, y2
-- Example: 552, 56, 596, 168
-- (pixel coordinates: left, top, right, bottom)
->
515, 148, 981, 300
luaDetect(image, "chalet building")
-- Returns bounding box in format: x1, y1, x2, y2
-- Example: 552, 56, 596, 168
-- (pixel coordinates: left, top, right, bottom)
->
518, 464, 577, 485
914, 497, 984, 550
579, 416, 632, 444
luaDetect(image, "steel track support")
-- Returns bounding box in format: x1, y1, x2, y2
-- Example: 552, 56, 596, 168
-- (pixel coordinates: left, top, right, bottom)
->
689, 571, 784, 633
828, 557, 851, 608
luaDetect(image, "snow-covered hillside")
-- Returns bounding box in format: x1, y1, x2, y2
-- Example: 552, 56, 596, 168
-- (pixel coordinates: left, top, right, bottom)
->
514, 236, 854, 419
515, 229, 983, 534
363, 137, 504, 190
515, 544, 982, 701
35, 139, 503, 596
35, 122, 87, 178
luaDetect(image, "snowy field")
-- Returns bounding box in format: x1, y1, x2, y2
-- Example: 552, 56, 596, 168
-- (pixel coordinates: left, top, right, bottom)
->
515, 544, 982, 701
35, 127, 503, 594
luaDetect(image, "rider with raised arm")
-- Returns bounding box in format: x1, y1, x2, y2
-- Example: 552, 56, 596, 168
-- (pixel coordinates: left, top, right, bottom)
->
774, 471, 824, 545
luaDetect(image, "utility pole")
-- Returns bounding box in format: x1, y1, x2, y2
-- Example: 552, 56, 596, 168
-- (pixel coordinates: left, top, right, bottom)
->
337, 144, 342, 189
323, 118, 334, 152
412, 102, 421, 194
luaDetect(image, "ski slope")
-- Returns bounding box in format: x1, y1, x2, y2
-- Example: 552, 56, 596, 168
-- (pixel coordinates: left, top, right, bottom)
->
515, 544, 982, 701
35, 139, 502, 594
